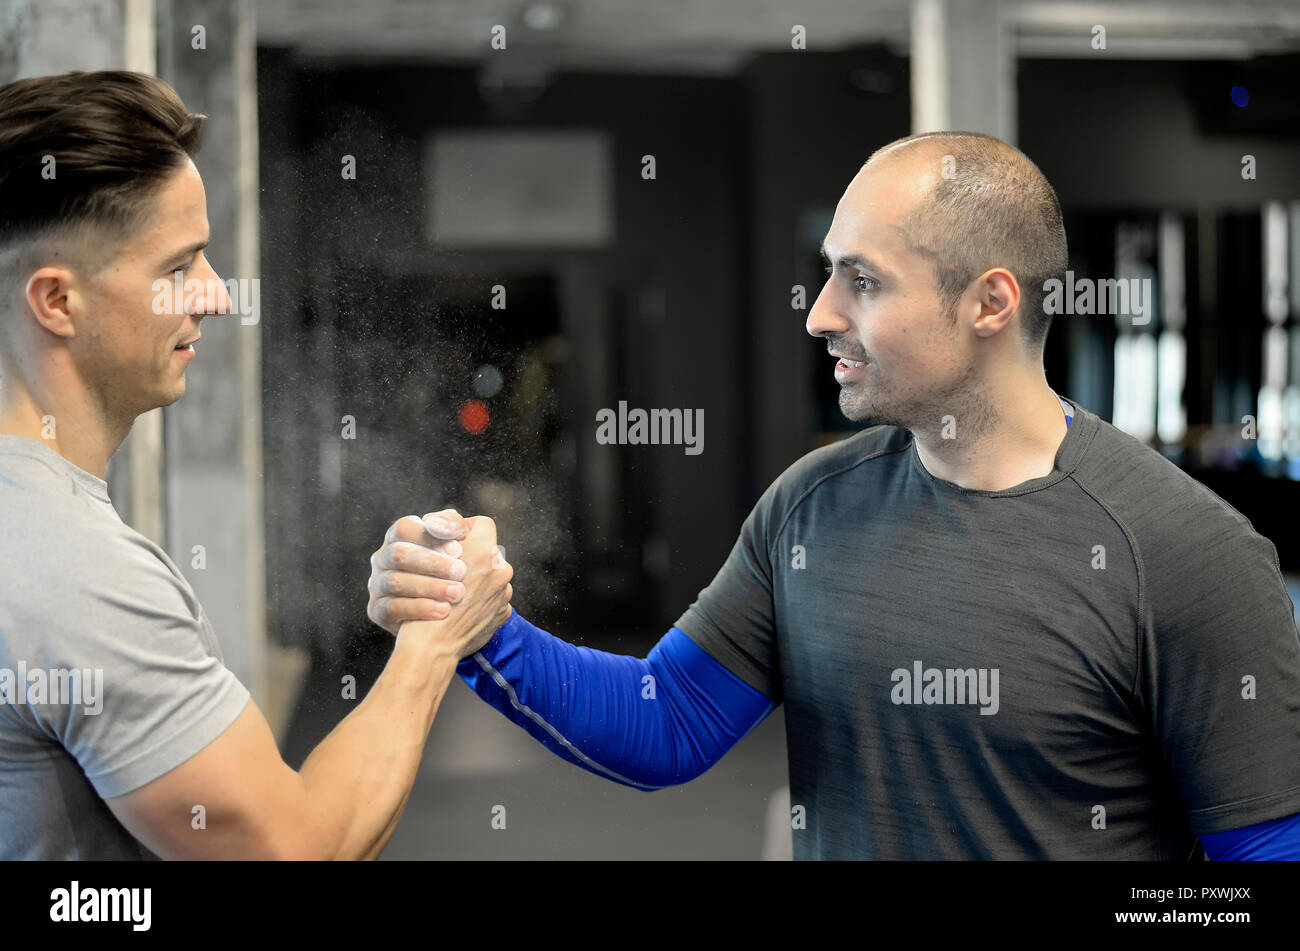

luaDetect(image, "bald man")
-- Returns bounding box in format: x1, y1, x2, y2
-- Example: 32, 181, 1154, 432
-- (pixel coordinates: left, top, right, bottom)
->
369, 132, 1300, 860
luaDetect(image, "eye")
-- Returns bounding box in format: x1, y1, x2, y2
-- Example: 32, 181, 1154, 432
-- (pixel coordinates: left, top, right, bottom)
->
823, 263, 879, 292
173, 252, 202, 277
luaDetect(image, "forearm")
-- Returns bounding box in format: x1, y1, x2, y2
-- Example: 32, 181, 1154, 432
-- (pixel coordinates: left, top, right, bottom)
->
458, 613, 775, 788
298, 627, 459, 859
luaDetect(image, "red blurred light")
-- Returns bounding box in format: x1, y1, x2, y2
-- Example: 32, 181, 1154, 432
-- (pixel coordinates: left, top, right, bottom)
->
459, 399, 490, 434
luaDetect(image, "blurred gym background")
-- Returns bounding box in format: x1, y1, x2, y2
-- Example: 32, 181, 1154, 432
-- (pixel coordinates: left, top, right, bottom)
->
4, 0, 1300, 858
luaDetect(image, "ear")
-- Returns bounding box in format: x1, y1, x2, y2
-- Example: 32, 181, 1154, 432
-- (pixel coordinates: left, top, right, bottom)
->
24, 266, 82, 340
971, 268, 1020, 338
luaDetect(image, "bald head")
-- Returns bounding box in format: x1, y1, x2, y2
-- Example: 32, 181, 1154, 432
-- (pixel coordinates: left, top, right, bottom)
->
860, 132, 1068, 352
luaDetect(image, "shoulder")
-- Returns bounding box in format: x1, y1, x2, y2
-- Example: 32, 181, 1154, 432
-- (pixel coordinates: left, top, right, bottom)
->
772, 424, 908, 496
1073, 414, 1257, 540
1069, 412, 1285, 603
750, 425, 910, 531
13, 490, 188, 593
1, 489, 202, 665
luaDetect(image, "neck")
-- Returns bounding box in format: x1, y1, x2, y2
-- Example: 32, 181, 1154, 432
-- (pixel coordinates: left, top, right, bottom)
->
911, 368, 1069, 492
0, 368, 130, 481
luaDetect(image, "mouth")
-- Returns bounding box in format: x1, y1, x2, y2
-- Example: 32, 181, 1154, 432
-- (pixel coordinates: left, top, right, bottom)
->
830, 350, 867, 382
174, 335, 199, 356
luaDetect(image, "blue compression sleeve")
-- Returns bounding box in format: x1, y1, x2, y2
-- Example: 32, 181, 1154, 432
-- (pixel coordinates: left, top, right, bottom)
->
456, 612, 777, 789
1201, 812, 1300, 860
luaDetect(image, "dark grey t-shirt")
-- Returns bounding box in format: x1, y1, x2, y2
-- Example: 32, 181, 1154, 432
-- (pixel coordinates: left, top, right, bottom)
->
675, 397, 1300, 859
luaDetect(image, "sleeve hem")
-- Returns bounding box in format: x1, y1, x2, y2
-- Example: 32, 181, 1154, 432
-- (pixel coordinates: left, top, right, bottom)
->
1188, 783, 1300, 836
87, 673, 252, 799
674, 613, 779, 703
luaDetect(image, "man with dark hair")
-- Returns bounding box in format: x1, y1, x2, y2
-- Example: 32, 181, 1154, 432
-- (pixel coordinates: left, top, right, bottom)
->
370, 132, 1300, 860
0, 70, 514, 860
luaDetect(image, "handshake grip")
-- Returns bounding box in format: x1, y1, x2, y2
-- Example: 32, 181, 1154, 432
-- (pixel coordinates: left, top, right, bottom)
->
376, 513, 514, 660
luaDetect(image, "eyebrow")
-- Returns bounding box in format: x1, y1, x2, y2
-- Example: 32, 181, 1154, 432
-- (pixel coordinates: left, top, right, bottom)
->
819, 242, 891, 280
163, 238, 209, 267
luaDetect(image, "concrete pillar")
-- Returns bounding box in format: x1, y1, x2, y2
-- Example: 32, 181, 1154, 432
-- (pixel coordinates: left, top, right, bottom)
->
155, 0, 267, 709
911, 0, 1017, 141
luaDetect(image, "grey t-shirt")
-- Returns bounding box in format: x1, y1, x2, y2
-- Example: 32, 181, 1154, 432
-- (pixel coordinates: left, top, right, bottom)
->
0, 435, 250, 859
675, 397, 1300, 859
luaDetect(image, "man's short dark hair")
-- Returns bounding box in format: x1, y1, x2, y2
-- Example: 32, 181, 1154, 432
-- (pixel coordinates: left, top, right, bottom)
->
868, 132, 1069, 353
0, 70, 204, 257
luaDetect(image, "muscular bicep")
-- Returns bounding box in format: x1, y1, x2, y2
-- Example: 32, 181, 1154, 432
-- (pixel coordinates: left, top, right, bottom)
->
105, 699, 310, 860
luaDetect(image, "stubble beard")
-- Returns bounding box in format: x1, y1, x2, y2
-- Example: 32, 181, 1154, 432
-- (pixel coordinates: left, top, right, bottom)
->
839, 357, 995, 445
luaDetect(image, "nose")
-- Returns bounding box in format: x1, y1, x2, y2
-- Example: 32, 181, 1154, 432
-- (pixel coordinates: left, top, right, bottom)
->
196, 254, 233, 316
212, 276, 233, 316
805, 282, 851, 339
